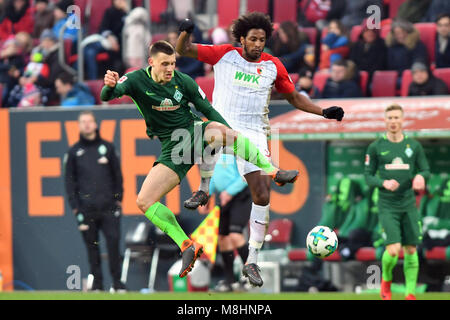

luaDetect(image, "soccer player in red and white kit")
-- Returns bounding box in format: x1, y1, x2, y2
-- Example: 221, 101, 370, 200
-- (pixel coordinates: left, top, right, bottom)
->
176, 12, 344, 287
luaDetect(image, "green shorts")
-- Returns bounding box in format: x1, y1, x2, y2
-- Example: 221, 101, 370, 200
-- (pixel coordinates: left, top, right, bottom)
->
154, 121, 213, 182
378, 205, 423, 246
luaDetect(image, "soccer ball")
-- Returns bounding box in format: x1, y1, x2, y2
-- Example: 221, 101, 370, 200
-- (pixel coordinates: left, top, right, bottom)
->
306, 226, 338, 258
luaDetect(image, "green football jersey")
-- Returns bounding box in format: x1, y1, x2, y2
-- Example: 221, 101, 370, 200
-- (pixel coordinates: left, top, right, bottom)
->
100, 67, 228, 139
364, 135, 430, 211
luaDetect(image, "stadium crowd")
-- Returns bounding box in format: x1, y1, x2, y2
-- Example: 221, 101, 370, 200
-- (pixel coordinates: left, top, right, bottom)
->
0, 0, 449, 108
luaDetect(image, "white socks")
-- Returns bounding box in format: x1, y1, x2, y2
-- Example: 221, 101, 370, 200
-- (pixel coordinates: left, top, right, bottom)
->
247, 203, 270, 264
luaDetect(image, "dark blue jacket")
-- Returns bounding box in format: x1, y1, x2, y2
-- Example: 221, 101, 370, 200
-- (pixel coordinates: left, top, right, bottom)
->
435, 35, 450, 68
386, 41, 428, 73
322, 78, 362, 99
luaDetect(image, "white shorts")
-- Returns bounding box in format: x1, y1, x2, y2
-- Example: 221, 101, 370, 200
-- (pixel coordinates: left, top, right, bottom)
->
232, 129, 272, 177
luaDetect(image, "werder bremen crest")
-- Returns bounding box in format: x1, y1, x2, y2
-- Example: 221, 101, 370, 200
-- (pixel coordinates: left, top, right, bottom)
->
173, 89, 183, 103
152, 98, 180, 111
405, 144, 413, 158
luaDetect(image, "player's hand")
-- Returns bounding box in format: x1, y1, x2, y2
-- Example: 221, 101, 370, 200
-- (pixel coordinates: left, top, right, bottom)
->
179, 18, 195, 34
323, 106, 344, 121
412, 174, 425, 191
383, 179, 400, 192
104, 70, 119, 88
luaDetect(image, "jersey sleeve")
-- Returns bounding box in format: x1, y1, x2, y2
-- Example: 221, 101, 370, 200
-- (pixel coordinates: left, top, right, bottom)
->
364, 142, 384, 188
100, 72, 134, 102
196, 44, 235, 66
272, 56, 296, 94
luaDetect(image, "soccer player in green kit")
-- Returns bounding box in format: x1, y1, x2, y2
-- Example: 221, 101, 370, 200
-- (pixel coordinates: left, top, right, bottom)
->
100, 41, 298, 278
364, 104, 430, 300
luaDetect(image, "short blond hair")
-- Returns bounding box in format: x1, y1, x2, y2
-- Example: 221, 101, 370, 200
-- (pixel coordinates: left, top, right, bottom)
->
385, 104, 404, 114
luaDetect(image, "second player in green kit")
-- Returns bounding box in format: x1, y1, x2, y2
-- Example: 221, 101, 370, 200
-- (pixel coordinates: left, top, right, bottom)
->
365, 104, 430, 300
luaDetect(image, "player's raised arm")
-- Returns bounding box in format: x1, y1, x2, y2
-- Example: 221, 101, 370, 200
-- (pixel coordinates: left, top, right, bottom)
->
176, 19, 198, 59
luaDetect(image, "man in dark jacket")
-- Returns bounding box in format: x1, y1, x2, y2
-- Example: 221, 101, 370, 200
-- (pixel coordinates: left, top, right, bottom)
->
64, 110, 126, 292
322, 59, 362, 98
435, 13, 450, 68
408, 61, 448, 96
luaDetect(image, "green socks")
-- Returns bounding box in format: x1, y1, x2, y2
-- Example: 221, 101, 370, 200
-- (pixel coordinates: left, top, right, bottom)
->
381, 250, 398, 282
404, 251, 419, 296
144, 202, 189, 248
232, 133, 276, 174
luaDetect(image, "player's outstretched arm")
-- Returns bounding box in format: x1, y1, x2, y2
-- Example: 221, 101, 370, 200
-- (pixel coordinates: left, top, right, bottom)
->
176, 19, 199, 59
283, 90, 344, 121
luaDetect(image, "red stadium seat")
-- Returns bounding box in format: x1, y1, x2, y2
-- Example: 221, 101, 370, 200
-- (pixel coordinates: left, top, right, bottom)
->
109, 96, 133, 105
300, 27, 318, 46
288, 248, 307, 261
400, 69, 413, 97
273, 0, 297, 23
433, 68, 450, 91
371, 70, 398, 97
151, 33, 167, 44
415, 23, 436, 64
247, 0, 269, 13
266, 219, 294, 246
217, 0, 240, 28
85, 79, 105, 105
354, 247, 377, 261
389, 0, 406, 19
149, 0, 168, 23
88, 1, 110, 35
195, 76, 215, 102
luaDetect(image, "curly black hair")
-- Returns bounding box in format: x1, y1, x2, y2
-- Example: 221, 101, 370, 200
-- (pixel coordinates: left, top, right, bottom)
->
231, 12, 274, 42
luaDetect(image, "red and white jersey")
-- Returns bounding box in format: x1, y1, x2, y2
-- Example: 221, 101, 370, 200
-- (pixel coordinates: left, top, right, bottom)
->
197, 44, 295, 135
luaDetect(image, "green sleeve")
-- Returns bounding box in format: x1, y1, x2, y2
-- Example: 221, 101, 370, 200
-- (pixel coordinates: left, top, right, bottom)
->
100, 74, 132, 102
415, 143, 430, 180
364, 142, 384, 188
183, 75, 230, 128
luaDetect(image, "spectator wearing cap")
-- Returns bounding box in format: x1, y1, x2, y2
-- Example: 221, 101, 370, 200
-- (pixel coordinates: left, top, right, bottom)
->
33, 0, 54, 39
53, 0, 79, 42
295, 68, 320, 99
435, 13, 450, 68
321, 59, 362, 99
0, 0, 34, 41
408, 61, 448, 96
55, 72, 95, 107
385, 19, 428, 77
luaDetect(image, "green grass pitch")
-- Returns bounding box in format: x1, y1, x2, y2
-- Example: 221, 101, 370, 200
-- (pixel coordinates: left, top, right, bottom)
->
0, 291, 449, 300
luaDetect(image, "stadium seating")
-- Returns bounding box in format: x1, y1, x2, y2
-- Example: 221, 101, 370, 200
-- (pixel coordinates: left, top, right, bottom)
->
288, 246, 449, 262
433, 68, 450, 91
273, 0, 297, 23
371, 70, 398, 97
415, 23, 437, 65
85, 79, 105, 105
300, 27, 318, 46
359, 71, 369, 96
217, 0, 240, 28
350, 25, 363, 43
74, 0, 88, 25
151, 33, 167, 44
266, 219, 294, 247
195, 76, 215, 101
400, 69, 413, 97
247, 0, 269, 14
